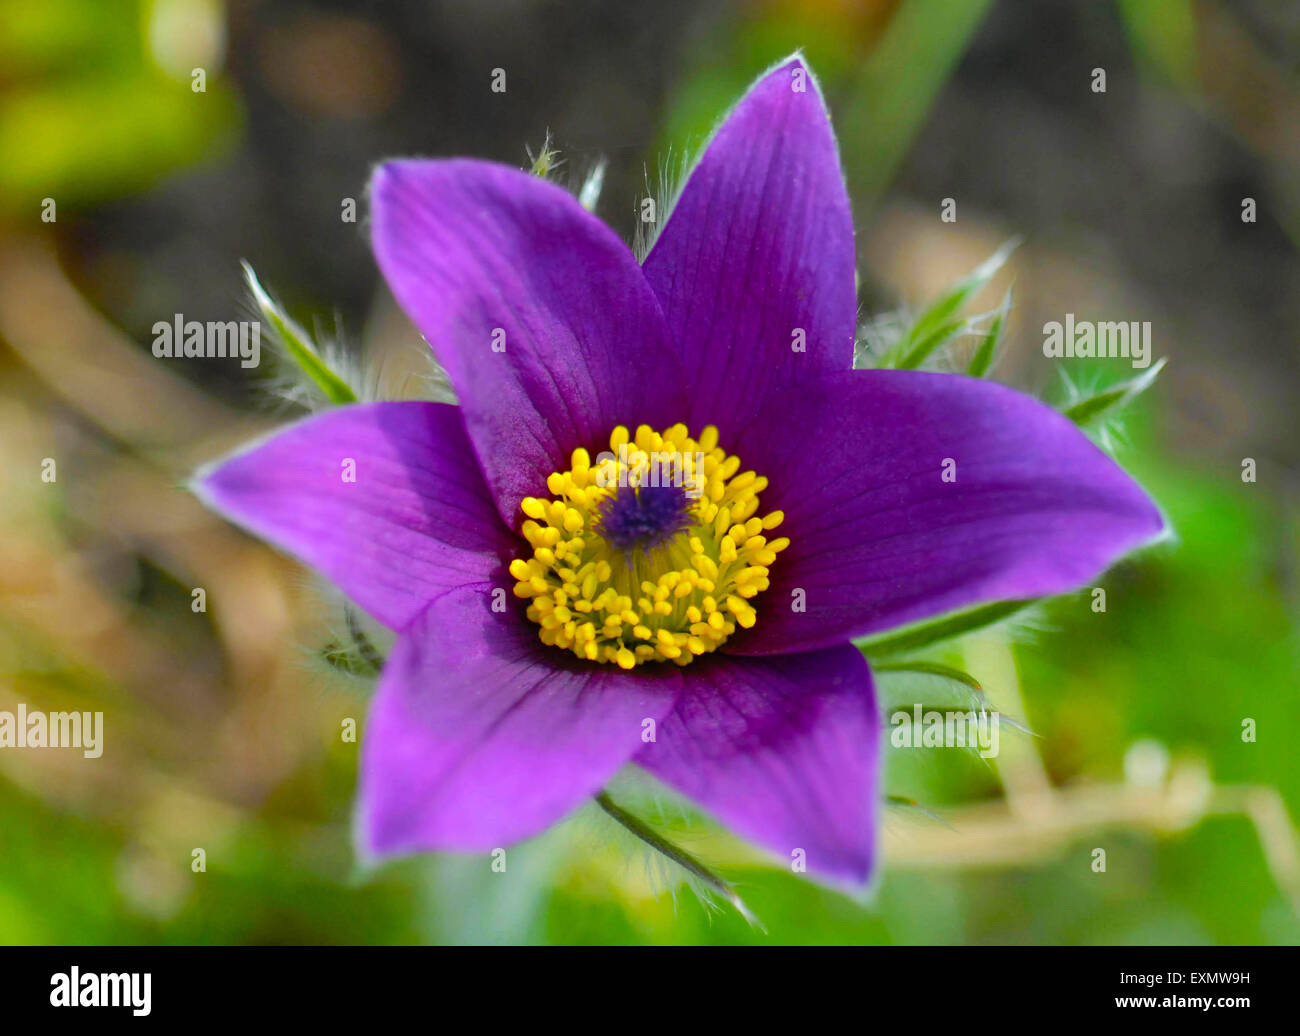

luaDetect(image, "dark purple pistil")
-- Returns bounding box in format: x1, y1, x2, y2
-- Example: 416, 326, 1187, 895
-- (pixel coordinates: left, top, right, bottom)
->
599, 485, 690, 553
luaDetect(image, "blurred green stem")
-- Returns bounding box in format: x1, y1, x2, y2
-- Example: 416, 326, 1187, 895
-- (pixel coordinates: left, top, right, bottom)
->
838, 0, 996, 204
594, 791, 760, 928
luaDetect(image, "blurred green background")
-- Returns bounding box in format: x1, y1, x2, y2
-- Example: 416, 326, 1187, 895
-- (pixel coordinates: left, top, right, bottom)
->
1, 0, 1298, 945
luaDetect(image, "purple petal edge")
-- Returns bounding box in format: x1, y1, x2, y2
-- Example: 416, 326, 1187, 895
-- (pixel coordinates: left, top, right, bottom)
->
726, 370, 1167, 655
358, 583, 681, 858
644, 55, 856, 436
636, 643, 880, 886
193, 401, 511, 632
370, 158, 685, 527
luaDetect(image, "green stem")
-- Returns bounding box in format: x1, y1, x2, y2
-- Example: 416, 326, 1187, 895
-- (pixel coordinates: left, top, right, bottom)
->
594, 791, 761, 928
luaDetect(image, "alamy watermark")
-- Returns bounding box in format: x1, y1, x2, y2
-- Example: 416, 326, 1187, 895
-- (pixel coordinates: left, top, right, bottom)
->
593, 445, 707, 499
152, 314, 261, 368
1043, 314, 1151, 369
889, 706, 1000, 758
50, 967, 150, 1016
0, 704, 102, 758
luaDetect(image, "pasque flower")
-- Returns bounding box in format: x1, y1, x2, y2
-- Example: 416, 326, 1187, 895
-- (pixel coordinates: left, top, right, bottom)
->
195, 57, 1164, 885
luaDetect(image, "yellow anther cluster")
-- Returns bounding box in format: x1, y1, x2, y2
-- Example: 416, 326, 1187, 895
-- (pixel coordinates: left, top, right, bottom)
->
509, 423, 789, 668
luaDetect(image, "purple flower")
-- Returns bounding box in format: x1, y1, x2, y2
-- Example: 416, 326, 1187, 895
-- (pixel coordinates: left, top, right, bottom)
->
194, 57, 1164, 886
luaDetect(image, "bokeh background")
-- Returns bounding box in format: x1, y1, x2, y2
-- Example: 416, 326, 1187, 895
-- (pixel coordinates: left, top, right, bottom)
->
2, 0, 1299, 945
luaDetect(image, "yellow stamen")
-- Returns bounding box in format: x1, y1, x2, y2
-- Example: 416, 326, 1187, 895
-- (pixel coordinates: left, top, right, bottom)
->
511, 424, 788, 667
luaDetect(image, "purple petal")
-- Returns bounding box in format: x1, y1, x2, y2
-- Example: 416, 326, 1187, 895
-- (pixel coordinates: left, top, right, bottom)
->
194, 402, 511, 632
726, 370, 1166, 654
360, 583, 681, 856
636, 644, 879, 886
370, 159, 685, 525
643, 55, 856, 435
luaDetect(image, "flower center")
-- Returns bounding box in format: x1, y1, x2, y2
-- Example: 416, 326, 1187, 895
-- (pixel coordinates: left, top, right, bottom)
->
599, 483, 691, 552
509, 423, 788, 669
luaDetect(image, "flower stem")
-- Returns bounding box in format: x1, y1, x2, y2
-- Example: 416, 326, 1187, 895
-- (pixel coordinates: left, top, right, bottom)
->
593, 791, 761, 928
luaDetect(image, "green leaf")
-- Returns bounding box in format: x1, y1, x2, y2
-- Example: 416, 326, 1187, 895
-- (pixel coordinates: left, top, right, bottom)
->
242, 261, 356, 405
594, 791, 762, 929
321, 606, 385, 676
874, 660, 982, 691
885, 795, 952, 828
875, 664, 1037, 736
892, 238, 1019, 369
1062, 357, 1166, 426
966, 286, 1012, 377
857, 599, 1035, 660
892, 313, 972, 369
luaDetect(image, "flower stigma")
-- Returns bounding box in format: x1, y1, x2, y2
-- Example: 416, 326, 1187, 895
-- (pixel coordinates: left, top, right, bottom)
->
509, 424, 788, 668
